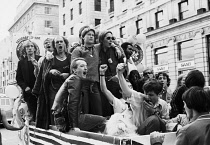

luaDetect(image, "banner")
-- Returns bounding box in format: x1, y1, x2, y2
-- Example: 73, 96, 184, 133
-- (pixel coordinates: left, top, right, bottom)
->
12, 33, 55, 63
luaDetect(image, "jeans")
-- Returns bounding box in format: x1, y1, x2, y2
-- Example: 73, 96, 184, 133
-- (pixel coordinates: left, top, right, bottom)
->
82, 80, 102, 116
78, 114, 106, 132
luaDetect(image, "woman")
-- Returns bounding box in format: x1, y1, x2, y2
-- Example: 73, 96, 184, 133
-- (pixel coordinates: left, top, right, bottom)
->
175, 73, 186, 90
98, 30, 125, 116
32, 36, 71, 129
175, 87, 210, 145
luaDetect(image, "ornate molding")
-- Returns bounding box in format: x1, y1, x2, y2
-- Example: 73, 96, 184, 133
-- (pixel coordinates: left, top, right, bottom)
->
175, 31, 195, 42
151, 38, 168, 48
146, 43, 153, 49
193, 28, 204, 36
167, 36, 176, 43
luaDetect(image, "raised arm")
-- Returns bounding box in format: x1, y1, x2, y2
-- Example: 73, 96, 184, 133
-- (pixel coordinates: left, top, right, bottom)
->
99, 64, 115, 104
117, 63, 133, 97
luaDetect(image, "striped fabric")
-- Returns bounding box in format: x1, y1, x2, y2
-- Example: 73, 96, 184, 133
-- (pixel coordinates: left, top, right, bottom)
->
29, 125, 142, 145
28, 124, 176, 145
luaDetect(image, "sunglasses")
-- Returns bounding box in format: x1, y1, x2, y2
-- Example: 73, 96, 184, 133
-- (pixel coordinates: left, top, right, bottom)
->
106, 37, 115, 40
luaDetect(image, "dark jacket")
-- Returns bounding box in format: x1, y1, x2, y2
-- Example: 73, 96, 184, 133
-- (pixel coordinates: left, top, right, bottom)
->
52, 74, 83, 128
32, 53, 71, 129
16, 55, 41, 92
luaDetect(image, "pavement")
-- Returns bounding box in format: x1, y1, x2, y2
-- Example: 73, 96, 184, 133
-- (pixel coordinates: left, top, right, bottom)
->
1, 125, 19, 145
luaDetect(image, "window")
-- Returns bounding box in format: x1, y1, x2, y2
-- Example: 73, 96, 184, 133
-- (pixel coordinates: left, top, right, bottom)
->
122, 0, 125, 2
95, 0, 101, 11
120, 26, 125, 38
155, 11, 163, 28
45, 7, 51, 14
63, 32, 66, 36
79, 2, 82, 14
209, 0, 210, 10
1, 99, 5, 105
179, 0, 188, 20
6, 99, 9, 105
178, 40, 194, 61
63, 14, 65, 25
70, 9, 73, 20
45, 20, 52, 27
136, 19, 143, 34
109, 0, 114, 12
154, 47, 168, 65
63, 0, 65, 7
71, 27, 74, 35
95, 19, 101, 26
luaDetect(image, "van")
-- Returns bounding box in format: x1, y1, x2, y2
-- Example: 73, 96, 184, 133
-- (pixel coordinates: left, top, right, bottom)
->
0, 93, 14, 123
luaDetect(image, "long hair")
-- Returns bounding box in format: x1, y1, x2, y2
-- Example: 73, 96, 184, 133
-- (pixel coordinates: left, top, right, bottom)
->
52, 36, 69, 55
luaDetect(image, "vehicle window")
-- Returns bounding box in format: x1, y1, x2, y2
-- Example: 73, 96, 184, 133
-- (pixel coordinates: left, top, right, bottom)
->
1, 99, 5, 105
6, 99, 10, 105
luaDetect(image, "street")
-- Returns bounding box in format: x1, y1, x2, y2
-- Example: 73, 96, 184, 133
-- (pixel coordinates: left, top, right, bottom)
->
1, 125, 19, 145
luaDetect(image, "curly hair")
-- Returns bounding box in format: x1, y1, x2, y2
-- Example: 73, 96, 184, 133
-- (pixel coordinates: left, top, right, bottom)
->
156, 72, 171, 87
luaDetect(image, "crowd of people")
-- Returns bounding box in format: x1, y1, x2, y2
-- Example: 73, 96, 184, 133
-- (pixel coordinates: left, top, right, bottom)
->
15, 25, 210, 145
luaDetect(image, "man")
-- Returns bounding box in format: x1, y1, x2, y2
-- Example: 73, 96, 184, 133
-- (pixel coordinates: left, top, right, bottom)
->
52, 58, 106, 132
116, 63, 167, 135
37, 38, 53, 68
16, 40, 41, 121
121, 42, 137, 78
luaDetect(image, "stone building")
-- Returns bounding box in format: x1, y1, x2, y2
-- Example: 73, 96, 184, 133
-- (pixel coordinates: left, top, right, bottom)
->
8, 0, 59, 35
59, 0, 109, 36
97, 0, 210, 90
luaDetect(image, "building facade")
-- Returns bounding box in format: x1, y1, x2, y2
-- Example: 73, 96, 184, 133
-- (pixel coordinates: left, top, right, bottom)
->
59, 0, 109, 37
8, 0, 59, 35
98, 0, 210, 90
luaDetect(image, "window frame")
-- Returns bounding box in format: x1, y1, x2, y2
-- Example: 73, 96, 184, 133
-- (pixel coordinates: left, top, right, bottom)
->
45, 20, 52, 27
178, 39, 194, 61
120, 26, 125, 38
79, 2, 82, 15
178, 0, 188, 20
70, 8, 73, 20
154, 47, 168, 65
155, 10, 163, 29
45, 7, 51, 14
63, 0, 65, 7
63, 14, 65, 25
95, 0, 101, 11
70, 27, 74, 35
95, 19, 101, 26
136, 19, 143, 34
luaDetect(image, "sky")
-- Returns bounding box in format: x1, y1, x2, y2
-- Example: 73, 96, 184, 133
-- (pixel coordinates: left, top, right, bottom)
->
0, 0, 22, 41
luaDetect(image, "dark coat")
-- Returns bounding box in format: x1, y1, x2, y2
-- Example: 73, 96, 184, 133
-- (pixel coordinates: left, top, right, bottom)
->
52, 74, 83, 128
32, 53, 71, 129
16, 55, 41, 92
